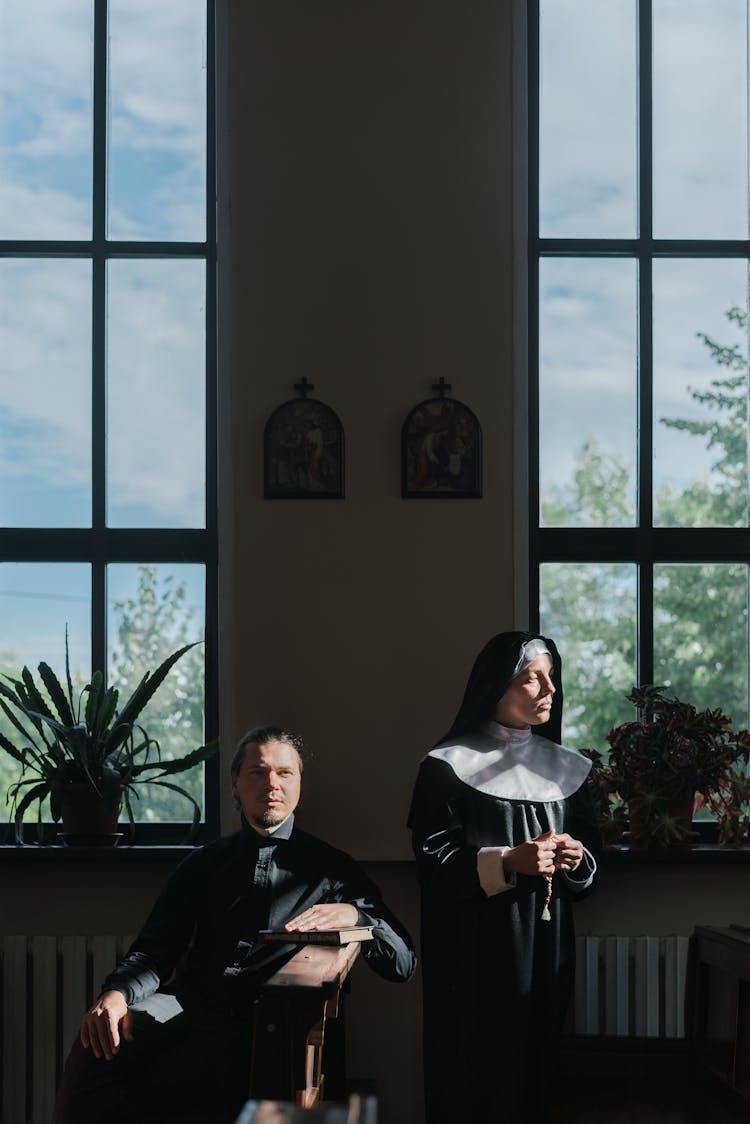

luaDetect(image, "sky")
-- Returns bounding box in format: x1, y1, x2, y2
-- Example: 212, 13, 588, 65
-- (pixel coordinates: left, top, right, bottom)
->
1, 0, 750, 665
539, 0, 750, 525
0, 0, 207, 532
0, 0, 208, 671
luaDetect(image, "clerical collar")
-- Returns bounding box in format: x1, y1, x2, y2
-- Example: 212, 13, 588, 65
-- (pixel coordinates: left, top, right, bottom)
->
427, 722, 591, 802
241, 812, 295, 843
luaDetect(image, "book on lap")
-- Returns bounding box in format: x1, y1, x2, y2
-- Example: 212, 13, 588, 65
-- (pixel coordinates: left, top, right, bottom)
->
257, 926, 374, 946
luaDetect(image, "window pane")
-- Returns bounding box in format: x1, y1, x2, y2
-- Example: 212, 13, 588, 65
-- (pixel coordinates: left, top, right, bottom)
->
107, 563, 206, 823
0, 259, 91, 527
653, 259, 748, 528
539, 258, 637, 527
653, 0, 748, 239
107, 0, 207, 241
539, 0, 636, 237
654, 563, 748, 723
0, 563, 91, 812
540, 562, 637, 751
0, 0, 93, 239
106, 259, 205, 528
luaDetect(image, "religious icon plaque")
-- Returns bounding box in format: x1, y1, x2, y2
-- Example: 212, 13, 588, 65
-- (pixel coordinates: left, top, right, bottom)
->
401, 379, 482, 498
264, 378, 345, 499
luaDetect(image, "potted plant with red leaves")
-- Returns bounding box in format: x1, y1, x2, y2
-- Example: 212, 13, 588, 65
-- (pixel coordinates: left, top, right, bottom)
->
586, 684, 750, 848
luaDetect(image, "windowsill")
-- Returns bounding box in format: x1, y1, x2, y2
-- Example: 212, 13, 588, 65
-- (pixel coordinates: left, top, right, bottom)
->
0, 844, 196, 859
1, 842, 749, 865
604, 843, 750, 864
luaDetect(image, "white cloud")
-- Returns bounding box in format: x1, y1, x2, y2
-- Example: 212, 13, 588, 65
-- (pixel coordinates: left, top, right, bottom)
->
653, 0, 747, 237
106, 259, 206, 525
0, 256, 207, 528
539, 258, 638, 494
0, 0, 206, 241
540, 0, 638, 237
539, 0, 748, 240
0, 259, 91, 503
0, 180, 90, 240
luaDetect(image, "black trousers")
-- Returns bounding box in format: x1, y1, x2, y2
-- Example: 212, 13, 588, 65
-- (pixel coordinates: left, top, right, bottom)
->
52, 993, 254, 1124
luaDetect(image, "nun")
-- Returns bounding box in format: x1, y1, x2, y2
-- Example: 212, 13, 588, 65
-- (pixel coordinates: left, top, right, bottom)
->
408, 631, 601, 1123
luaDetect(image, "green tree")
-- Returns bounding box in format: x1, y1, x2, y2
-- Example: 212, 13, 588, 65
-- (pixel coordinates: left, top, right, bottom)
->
108, 565, 206, 822
657, 305, 748, 528
541, 305, 749, 751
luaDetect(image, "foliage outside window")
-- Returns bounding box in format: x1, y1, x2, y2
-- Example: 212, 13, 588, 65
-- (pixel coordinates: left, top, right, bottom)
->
531, 1, 750, 805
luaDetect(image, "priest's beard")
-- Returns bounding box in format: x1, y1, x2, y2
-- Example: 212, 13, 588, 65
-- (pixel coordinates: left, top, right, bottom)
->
253, 807, 287, 828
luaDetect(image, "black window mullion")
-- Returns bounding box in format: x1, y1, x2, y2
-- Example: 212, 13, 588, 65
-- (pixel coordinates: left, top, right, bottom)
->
203, 561, 220, 832
91, 0, 108, 681
637, 251, 653, 543
203, 0, 220, 833
92, 562, 106, 682
527, 0, 541, 629
638, 560, 654, 686
637, 0, 653, 244
637, 0, 654, 687
92, 0, 107, 246
92, 256, 106, 535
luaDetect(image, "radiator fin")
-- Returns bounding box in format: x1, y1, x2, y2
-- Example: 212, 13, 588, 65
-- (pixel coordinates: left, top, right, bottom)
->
572, 934, 689, 1040
1, 935, 123, 1124
2, 935, 28, 1124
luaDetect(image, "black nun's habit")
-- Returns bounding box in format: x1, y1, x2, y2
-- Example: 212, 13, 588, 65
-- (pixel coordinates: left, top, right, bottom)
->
408, 631, 601, 1123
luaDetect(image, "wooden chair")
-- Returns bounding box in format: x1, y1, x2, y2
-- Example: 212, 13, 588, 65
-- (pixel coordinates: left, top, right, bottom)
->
249, 942, 361, 1109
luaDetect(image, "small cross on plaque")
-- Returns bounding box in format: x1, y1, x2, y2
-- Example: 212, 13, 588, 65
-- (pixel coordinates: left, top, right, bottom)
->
431, 377, 452, 399
294, 377, 315, 399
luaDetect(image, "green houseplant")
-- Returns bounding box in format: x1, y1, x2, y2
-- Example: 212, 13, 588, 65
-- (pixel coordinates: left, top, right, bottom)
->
0, 638, 217, 843
585, 684, 750, 848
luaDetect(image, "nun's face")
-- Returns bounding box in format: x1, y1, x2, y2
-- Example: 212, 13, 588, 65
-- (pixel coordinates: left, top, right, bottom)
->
493, 654, 555, 729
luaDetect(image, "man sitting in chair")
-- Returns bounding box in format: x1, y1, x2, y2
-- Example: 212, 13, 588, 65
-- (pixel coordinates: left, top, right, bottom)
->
53, 725, 416, 1124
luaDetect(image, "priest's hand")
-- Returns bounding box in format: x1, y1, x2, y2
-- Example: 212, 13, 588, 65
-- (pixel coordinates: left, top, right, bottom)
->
502, 828, 557, 877
552, 832, 584, 872
80, 990, 133, 1061
285, 902, 359, 932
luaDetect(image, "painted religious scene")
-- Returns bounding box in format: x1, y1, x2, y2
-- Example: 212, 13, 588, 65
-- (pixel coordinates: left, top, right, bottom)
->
264, 397, 344, 498
402, 396, 482, 498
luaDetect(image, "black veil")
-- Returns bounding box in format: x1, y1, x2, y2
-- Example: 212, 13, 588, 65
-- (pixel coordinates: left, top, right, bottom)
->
438, 630, 563, 745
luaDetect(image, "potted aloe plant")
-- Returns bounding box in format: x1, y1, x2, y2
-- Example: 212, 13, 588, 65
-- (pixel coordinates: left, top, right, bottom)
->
585, 684, 750, 848
0, 637, 217, 844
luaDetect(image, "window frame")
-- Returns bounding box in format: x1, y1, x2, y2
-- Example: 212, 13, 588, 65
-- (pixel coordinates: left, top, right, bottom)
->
528, 0, 750, 673
527, 1, 750, 843
0, 0, 219, 844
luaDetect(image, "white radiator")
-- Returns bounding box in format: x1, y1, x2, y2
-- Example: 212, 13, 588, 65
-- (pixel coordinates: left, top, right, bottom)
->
570, 934, 689, 1039
1, 934, 132, 1124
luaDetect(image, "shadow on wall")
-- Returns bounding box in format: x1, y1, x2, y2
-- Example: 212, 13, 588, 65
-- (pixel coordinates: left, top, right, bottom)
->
347, 862, 423, 1124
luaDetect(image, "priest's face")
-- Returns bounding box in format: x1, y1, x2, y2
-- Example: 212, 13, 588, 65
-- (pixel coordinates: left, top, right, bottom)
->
231, 739, 302, 829
493, 654, 555, 729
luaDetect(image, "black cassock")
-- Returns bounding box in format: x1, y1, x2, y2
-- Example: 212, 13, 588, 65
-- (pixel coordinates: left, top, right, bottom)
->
409, 743, 600, 1124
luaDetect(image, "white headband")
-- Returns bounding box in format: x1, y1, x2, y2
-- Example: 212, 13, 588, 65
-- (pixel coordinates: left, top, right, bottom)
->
511, 638, 551, 678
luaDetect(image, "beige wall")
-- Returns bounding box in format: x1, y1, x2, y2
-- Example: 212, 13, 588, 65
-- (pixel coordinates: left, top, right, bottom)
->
5, 6, 750, 1124
218, 0, 518, 857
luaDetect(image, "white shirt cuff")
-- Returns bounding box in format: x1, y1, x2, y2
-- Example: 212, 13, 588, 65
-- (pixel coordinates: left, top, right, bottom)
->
477, 846, 516, 897
563, 846, 597, 892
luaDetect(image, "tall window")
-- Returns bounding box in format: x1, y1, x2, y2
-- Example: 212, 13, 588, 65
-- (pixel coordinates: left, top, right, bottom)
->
530, 0, 750, 756
0, 0, 217, 839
